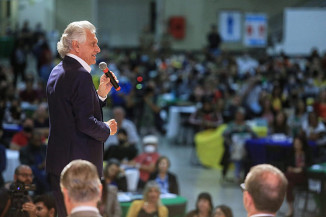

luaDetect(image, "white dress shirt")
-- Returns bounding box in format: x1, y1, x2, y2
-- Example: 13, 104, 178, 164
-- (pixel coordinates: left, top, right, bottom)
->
71, 206, 100, 214
66, 53, 107, 101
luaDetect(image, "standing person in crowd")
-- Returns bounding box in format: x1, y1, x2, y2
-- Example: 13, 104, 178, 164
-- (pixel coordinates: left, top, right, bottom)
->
241, 164, 288, 217
149, 156, 179, 194
207, 24, 222, 57
285, 135, 312, 217
189, 96, 223, 132
60, 160, 102, 217
46, 20, 118, 217
10, 39, 27, 87
186, 192, 214, 217
33, 194, 57, 217
212, 205, 233, 217
129, 135, 160, 189
126, 181, 168, 217
221, 107, 255, 182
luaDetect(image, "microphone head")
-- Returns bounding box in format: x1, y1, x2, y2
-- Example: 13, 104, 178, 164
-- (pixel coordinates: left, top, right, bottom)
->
99, 62, 107, 70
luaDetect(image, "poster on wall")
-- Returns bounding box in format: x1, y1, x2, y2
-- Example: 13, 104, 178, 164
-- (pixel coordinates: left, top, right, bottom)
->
219, 11, 242, 42
244, 14, 267, 47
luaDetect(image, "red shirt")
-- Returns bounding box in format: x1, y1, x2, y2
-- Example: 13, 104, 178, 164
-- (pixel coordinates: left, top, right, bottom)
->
134, 152, 160, 182
11, 131, 29, 147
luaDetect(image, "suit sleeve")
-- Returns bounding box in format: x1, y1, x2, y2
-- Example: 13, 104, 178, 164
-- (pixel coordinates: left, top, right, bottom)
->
71, 71, 110, 142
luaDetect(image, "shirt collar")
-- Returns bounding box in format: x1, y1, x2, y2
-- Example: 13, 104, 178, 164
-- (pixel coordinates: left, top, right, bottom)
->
66, 53, 92, 73
250, 214, 275, 217
71, 206, 99, 214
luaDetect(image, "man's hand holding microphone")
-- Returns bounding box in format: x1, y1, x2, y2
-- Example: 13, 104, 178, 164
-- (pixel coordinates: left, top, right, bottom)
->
98, 62, 120, 136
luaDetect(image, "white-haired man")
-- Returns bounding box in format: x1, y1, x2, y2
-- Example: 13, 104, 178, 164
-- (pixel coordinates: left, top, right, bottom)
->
60, 159, 102, 217
46, 20, 117, 217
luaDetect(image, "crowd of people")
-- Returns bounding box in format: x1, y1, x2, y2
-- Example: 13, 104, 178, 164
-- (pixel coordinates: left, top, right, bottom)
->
0, 18, 326, 217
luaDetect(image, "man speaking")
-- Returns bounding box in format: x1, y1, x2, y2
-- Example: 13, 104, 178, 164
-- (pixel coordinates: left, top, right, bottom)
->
46, 20, 117, 217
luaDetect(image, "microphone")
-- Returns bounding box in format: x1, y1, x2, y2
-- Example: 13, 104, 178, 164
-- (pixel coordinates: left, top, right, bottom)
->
99, 62, 121, 91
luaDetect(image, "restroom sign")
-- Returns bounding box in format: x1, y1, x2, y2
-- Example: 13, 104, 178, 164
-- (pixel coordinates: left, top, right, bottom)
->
244, 14, 267, 47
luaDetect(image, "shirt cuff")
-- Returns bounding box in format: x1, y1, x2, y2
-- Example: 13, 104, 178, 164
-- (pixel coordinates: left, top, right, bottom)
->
104, 122, 111, 132
98, 94, 107, 102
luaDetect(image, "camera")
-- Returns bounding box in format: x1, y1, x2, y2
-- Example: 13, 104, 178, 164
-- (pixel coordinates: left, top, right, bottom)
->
9, 182, 36, 217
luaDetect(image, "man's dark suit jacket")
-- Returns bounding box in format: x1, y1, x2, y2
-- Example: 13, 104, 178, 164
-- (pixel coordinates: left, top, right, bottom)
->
46, 56, 110, 176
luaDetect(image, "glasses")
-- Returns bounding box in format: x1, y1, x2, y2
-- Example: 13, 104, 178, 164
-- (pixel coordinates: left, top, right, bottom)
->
18, 173, 34, 179
240, 183, 247, 192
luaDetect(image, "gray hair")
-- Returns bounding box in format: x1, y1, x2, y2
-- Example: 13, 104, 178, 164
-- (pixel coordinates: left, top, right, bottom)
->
60, 159, 101, 203
57, 21, 96, 58
143, 181, 162, 206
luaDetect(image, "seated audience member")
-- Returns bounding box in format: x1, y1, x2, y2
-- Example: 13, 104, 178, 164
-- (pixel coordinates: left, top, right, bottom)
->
5, 165, 37, 217
302, 112, 326, 145
19, 77, 39, 104
20, 131, 49, 194
221, 107, 255, 182
315, 88, 326, 123
98, 179, 121, 217
242, 164, 288, 217
33, 194, 57, 217
0, 188, 11, 217
260, 97, 274, 128
287, 100, 307, 137
189, 96, 223, 132
60, 160, 102, 217
0, 140, 6, 187
105, 107, 139, 148
104, 159, 128, 192
4, 98, 26, 125
126, 181, 168, 217
129, 135, 160, 189
10, 118, 34, 150
149, 156, 179, 194
285, 135, 312, 217
32, 104, 49, 137
212, 205, 233, 217
186, 192, 213, 217
270, 110, 289, 135
104, 129, 138, 162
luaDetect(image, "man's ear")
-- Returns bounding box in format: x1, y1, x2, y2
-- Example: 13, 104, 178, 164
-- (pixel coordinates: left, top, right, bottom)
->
244, 191, 253, 209
49, 207, 55, 217
99, 183, 103, 200
71, 40, 79, 53
62, 187, 70, 202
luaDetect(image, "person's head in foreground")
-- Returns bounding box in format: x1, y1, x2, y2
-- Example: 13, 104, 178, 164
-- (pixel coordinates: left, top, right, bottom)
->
57, 20, 100, 66
34, 194, 57, 217
60, 159, 102, 215
195, 192, 214, 217
242, 164, 288, 216
212, 205, 233, 217
143, 180, 162, 206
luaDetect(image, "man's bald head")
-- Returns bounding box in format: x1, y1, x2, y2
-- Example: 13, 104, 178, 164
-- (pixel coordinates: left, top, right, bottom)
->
244, 164, 288, 213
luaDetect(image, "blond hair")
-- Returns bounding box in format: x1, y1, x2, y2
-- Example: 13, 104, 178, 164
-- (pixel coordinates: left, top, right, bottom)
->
60, 159, 101, 203
57, 21, 96, 58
